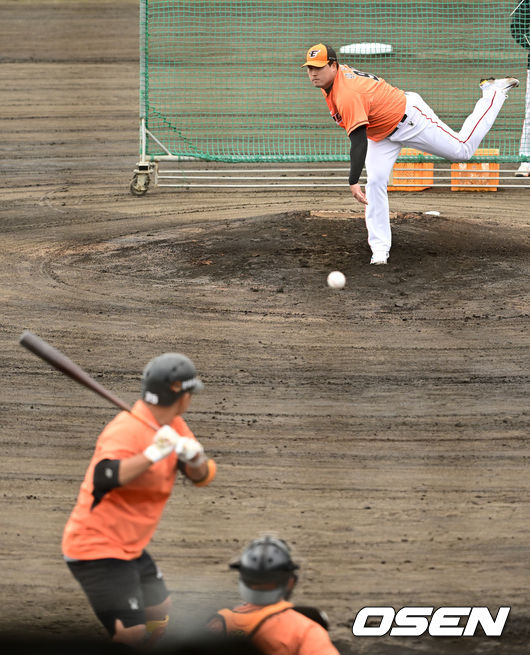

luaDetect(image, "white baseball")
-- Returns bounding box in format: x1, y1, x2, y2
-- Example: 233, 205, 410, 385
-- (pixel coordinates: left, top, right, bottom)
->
327, 271, 346, 289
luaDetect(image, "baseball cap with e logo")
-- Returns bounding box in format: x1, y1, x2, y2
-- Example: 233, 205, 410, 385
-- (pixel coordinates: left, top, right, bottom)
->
301, 43, 337, 68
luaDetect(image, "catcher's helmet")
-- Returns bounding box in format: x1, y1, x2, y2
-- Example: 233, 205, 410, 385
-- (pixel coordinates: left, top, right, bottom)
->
141, 352, 203, 406
230, 536, 299, 605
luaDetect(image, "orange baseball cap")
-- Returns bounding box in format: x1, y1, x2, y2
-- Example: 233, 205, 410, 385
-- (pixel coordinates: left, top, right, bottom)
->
301, 43, 338, 68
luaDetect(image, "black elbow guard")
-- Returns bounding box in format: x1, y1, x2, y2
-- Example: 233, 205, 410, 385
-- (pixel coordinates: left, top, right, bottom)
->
93, 459, 121, 492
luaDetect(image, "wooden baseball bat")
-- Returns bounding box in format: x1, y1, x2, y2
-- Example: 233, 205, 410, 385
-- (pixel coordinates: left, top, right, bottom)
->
19, 330, 158, 431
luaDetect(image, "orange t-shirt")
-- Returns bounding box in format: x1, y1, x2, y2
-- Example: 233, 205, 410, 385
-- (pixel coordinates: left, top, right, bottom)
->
209, 602, 340, 655
323, 64, 406, 141
62, 399, 196, 561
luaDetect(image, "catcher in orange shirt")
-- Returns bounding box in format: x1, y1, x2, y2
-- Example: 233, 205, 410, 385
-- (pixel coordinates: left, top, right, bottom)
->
208, 536, 340, 655
303, 43, 519, 265
62, 352, 216, 647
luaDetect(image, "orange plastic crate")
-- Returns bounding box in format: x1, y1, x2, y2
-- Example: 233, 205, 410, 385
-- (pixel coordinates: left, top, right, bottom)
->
388, 148, 434, 192
450, 148, 499, 191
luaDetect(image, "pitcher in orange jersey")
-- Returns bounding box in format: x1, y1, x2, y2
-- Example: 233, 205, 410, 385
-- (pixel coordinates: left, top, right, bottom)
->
208, 536, 339, 655
303, 43, 519, 265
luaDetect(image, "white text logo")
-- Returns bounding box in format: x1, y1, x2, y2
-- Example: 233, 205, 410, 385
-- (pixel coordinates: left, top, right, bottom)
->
352, 606, 510, 637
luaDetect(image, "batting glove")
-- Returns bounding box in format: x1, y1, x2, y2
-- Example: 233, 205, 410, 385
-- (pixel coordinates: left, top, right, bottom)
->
143, 425, 180, 463
175, 436, 205, 464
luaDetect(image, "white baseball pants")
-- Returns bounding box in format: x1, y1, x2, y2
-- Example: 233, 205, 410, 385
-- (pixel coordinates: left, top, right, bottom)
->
364, 88, 507, 256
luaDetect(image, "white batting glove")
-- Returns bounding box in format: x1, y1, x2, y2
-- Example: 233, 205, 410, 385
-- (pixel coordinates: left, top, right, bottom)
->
143, 425, 180, 463
175, 436, 205, 464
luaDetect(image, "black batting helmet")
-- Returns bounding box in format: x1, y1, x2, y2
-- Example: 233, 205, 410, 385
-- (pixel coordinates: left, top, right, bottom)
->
141, 352, 203, 406
230, 536, 299, 605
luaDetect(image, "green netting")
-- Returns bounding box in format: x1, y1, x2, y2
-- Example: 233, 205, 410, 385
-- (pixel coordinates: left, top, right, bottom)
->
140, 0, 530, 162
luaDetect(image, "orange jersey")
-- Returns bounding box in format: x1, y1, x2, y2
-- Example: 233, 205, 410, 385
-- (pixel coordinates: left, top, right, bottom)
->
323, 64, 406, 141
209, 602, 339, 655
62, 399, 196, 560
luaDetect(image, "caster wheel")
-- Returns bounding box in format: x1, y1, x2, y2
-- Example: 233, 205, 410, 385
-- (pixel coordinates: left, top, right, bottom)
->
130, 172, 149, 196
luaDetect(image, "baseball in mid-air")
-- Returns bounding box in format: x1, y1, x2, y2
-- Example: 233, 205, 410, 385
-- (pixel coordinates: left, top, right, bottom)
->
327, 271, 346, 289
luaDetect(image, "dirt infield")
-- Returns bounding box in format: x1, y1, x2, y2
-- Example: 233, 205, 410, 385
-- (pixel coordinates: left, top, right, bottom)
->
1, 2, 528, 653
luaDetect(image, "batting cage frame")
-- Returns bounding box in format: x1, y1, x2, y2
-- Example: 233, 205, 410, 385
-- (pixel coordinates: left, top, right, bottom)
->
131, 0, 530, 194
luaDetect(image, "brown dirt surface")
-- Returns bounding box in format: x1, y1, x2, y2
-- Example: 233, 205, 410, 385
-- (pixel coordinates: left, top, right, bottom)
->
0, 2, 528, 654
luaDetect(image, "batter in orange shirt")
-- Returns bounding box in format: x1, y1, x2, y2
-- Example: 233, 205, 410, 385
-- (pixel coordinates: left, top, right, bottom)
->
62, 399, 201, 561
62, 352, 216, 647
303, 43, 518, 265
